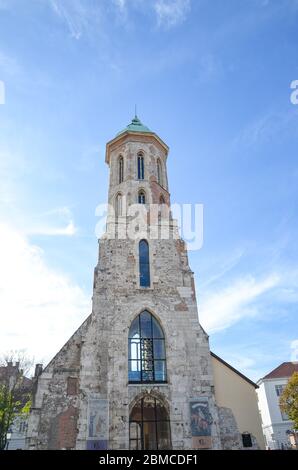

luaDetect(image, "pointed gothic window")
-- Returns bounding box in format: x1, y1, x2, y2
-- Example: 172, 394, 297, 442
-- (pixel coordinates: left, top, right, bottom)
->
157, 159, 162, 186
139, 239, 150, 287
138, 190, 146, 204
119, 156, 124, 184
128, 311, 167, 383
138, 154, 144, 180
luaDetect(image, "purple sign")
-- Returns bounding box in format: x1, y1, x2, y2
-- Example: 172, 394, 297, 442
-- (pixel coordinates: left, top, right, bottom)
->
86, 440, 108, 450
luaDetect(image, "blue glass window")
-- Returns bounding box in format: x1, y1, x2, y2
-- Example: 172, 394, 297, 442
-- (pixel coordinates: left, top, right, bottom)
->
138, 154, 144, 180
128, 311, 167, 383
138, 191, 146, 204
139, 239, 150, 287
119, 156, 124, 184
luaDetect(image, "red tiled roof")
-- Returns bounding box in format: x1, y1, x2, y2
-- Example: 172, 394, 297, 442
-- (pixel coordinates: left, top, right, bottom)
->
263, 362, 298, 380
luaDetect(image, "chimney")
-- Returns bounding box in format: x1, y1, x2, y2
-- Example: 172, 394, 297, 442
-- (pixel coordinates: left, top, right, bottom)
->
34, 364, 43, 378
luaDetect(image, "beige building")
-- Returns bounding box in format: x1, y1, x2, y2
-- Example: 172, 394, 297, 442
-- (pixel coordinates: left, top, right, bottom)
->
211, 352, 265, 449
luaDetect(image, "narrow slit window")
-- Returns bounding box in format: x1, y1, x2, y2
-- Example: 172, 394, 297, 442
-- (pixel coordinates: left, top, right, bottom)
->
116, 193, 122, 217
138, 191, 146, 204
138, 154, 144, 180
139, 240, 150, 287
119, 156, 124, 184
157, 159, 162, 186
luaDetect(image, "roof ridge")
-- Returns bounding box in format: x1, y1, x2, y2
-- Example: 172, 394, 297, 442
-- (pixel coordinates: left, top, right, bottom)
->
261, 361, 298, 380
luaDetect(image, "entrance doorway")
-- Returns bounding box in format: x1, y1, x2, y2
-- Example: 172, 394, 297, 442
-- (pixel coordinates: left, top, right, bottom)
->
129, 395, 171, 450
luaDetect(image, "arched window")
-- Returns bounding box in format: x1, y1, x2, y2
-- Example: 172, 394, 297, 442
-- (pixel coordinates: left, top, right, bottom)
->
138, 190, 146, 204
139, 239, 150, 287
138, 154, 144, 180
115, 193, 122, 217
157, 159, 162, 186
128, 310, 166, 383
129, 396, 171, 450
159, 195, 165, 205
119, 156, 124, 184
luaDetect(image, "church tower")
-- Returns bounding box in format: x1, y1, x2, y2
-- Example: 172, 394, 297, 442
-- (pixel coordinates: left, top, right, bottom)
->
27, 116, 223, 450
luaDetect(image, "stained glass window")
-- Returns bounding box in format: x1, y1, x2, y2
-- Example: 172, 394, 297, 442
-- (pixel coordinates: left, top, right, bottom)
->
128, 311, 166, 383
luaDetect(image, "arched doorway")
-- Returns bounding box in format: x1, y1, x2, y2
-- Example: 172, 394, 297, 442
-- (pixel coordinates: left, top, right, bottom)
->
129, 395, 171, 450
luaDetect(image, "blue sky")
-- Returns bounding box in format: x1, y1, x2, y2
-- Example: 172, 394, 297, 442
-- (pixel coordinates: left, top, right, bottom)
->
0, 0, 298, 380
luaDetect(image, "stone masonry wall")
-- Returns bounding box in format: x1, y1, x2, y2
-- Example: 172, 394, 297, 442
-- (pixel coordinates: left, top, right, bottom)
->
27, 131, 246, 451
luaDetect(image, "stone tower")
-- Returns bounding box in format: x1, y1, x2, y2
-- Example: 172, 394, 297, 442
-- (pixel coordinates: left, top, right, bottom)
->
27, 116, 224, 450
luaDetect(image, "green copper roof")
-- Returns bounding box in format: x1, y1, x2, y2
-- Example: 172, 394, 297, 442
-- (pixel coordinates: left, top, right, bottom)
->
116, 115, 152, 136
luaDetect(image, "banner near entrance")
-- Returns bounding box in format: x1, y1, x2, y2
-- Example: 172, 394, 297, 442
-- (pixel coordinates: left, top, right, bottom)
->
86, 397, 109, 450
190, 399, 213, 449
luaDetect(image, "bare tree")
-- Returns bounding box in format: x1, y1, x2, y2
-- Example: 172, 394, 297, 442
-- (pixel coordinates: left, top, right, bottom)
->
0, 349, 35, 377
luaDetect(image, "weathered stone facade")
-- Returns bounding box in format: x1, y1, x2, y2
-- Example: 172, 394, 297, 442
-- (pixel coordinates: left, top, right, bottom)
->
27, 117, 254, 450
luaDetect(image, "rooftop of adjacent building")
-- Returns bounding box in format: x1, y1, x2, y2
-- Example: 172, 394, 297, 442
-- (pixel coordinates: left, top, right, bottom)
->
259, 361, 298, 382
0, 361, 39, 390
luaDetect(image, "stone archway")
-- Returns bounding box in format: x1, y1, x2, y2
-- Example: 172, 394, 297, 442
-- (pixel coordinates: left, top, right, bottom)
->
129, 395, 171, 450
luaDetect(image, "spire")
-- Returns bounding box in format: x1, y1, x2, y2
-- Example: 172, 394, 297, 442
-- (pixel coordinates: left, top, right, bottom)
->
116, 114, 152, 136
106, 114, 169, 163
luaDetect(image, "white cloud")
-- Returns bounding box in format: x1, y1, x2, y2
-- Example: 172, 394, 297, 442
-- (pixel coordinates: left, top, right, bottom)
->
0, 142, 77, 237
232, 109, 298, 150
26, 220, 77, 236
199, 248, 245, 289
0, 224, 91, 365
199, 273, 280, 332
49, 0, 101, 39
48, 0, 191, 38
24, 207, 78, 237
213, 349, 274, 382
154, 0, 191, 28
